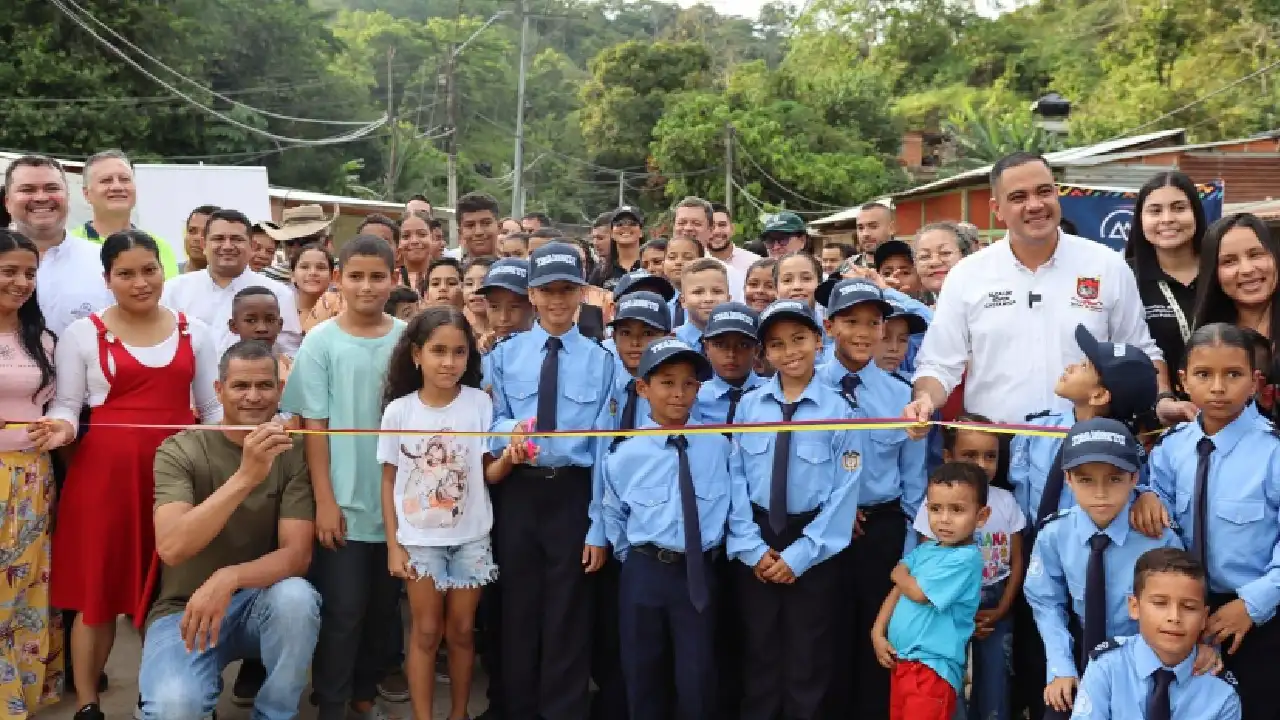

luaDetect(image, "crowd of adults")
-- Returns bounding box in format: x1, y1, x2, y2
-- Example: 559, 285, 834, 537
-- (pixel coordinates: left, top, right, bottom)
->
0, 144, 1277, 720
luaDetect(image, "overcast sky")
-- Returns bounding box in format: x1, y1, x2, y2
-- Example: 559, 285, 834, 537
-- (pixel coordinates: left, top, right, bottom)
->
674, 0, 801, 19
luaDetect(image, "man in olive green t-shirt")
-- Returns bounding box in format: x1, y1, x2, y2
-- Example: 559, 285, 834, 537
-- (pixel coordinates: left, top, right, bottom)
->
134, 340, 319, 720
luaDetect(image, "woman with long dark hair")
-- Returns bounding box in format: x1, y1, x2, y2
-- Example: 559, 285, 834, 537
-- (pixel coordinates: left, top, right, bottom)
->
28, 230, 222, 719
1126, 171, 1206, 422
0, 229, 62, 717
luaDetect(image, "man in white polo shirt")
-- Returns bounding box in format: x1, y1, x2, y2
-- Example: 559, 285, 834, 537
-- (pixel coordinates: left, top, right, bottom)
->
4, 155, 114, 336
162, 208, 302, 356
672, 196, 747, 303
903, 152, 1174, 427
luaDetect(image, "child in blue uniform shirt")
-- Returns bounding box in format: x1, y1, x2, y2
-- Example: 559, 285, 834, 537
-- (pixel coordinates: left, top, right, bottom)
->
1072, 548, 1241, 720
875, 300, 929, 378
871, 462, 987, 720
726, 299, 863, 720
603, 269, 675, 360
604, 290, 673, 433
693, 302, 764, 425
486, 241, 616, 720
1141, 322, 1280, 718
673, 258, 731, 352
1024, 418, 1192, 719
1010, 323, 1160, 527
602, 339, 731, 720
815, 277, 928, 719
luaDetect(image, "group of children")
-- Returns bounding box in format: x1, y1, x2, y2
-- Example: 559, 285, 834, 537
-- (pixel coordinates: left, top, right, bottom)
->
215, 225, 1279, 720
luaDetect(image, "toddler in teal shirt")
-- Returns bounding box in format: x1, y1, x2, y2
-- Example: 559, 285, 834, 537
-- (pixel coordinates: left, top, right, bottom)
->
872, 461, 988, 720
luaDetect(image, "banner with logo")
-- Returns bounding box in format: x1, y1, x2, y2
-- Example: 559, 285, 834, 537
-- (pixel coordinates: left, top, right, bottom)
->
1059, 181, 1225, 251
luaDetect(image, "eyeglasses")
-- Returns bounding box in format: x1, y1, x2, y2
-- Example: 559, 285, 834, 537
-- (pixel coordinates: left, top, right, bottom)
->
762, 235, 800, 248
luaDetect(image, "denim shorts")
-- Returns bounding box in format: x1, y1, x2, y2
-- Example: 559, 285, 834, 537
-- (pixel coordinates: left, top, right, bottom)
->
406, 536, 499, 591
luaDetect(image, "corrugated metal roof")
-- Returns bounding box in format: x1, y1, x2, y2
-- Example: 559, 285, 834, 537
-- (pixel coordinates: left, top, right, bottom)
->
1180, 154, 1280, 204
886, 128, 1187, 201
1063, 164, 1177, 188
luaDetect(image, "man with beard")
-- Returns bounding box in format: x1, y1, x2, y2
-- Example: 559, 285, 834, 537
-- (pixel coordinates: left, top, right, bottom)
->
162, 208, 303, 356
852, 202, 895, 268
672, 197, 746, 303
446, 192, 501, 261
708, 202, 759, 274
71, 150, 181, 278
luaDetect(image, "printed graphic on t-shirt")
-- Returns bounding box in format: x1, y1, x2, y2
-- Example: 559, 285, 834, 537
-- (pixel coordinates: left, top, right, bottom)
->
978, 531, 1011, 583
400, 434, 471, 530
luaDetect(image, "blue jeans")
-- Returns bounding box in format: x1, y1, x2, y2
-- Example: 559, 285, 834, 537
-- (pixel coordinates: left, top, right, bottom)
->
138, 577, 321, 720
954, 580, 1012, 720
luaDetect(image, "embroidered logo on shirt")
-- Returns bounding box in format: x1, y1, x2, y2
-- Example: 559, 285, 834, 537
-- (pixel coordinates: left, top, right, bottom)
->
1076, 277, 1100, 301
841, 450, 861, 471
983, 290, 1015, 309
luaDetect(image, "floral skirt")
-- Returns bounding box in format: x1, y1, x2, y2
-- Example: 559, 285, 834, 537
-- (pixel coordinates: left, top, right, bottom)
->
0, 449, 62, 718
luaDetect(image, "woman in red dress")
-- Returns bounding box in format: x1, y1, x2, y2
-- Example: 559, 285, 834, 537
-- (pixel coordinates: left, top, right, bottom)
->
30, 230, 223, 719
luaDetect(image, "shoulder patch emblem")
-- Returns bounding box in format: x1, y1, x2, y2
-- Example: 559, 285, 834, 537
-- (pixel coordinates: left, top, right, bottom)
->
1223, 670, 1238, 687
1088, 636, 1126, 661
1038, 508, 1071, 530
1025, 409, 1054, 421
842, 450, 861, 471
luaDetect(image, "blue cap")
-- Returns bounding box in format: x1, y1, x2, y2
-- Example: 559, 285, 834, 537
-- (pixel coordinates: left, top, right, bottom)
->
704, 302, 759, 340
609, 291, 672, 332
528, 241, 586, 288
886, 301, 929, 334
1074, 324, 1157, 422
637, 337, 712, 381
757, 299, 822, 342
613, 269, 675, 302
476, 258, 530, 296
826, 278, 894, 317
1061, 417, 1141, 473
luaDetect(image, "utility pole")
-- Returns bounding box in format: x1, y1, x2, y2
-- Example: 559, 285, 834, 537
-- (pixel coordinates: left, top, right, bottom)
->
511, 0, 530, 219
384, 48, 397, 198
445, 48, 458, 246
724, 122, 734, 219
617, 171, 625, 206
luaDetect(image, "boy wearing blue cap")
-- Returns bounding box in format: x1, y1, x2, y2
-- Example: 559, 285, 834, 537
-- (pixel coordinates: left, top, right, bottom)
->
876, 302, 929, 377
1072, 548, 1241, 720
602, 339, 731, 720
694, 302, 765, 425
604, 291, 673, 433
816, 277, 929, 719
476, 258, 534, 354
1024, 418, 1195, 719
487, 241, 616, 720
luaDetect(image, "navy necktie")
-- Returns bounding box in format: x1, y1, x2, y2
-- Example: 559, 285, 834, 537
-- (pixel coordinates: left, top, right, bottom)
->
669, 435, 709, 612
1036, 445, 1067, 525
1191, 437, 1214, 576
535, 336, 562, 433
620, 379, 639, 431
840, 373, 861, 411
1084, 532, 1111, 656
769, 402, 800, 534
1147, 668, 1174, 720
674, 302, 685, 326
724, 387, 744, 425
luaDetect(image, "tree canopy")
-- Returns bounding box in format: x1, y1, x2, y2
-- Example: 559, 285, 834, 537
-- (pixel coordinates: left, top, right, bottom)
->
3, 0, 1278, 236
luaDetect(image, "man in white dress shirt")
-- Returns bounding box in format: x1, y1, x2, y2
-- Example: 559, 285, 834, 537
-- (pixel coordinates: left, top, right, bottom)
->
162, 208, 302, 356
903, 152, 1173, 427
708, 202, 761, 275
672, 196, 748, 303
4, 155, 114, 337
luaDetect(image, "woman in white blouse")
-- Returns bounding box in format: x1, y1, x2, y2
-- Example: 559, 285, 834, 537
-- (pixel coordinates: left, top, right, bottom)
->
29, 230, 221, 718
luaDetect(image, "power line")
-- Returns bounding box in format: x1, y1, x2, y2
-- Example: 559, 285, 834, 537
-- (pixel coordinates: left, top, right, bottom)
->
47, 0, 387, 146
1107, 57, 1280, 141
53, 0, 384, 127
732, 136, 849, 210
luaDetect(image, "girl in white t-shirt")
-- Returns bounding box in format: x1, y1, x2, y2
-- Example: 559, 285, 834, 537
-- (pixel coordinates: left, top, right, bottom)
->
912, 413, 1025, 720
378, 306, 525, 720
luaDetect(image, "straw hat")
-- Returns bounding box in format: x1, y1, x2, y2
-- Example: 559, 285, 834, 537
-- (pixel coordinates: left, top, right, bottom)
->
263, 204, 337, 241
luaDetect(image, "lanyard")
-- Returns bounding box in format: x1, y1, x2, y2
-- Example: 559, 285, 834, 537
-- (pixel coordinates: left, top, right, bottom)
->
1156, 281, 1191, 343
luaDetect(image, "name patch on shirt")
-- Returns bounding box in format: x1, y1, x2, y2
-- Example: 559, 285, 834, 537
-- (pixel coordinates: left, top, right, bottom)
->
984, 290, 1015, 309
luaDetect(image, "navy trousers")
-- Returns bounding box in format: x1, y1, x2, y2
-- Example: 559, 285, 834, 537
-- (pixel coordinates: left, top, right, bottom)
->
618, 548, 718, 720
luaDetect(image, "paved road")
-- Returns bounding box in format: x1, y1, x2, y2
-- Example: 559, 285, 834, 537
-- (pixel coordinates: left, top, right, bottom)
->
43, 613, 490, 719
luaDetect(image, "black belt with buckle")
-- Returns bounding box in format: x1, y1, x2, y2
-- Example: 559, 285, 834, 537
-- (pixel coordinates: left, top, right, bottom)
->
632, 543, 720, 564
515, 465, 590, 481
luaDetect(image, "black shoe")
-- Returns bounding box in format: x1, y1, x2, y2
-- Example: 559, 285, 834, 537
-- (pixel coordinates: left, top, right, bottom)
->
232, 658, 268, 707
73, 703, 106, 720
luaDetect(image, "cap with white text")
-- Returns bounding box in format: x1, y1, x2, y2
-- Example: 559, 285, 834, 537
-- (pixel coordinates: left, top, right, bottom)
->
476, 258, 530, 296
638, 337, 713, 381
528, 241, 586, 288
704, 302, 759, 341
610, 291, 672, 333
1061, 417, 1141, 473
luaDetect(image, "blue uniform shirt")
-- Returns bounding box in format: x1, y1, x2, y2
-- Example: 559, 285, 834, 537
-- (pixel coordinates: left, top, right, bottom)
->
693, 371, 765, 425
1025, 503, 1183, 682
886, 540, 983, 692
601, 419, 732, 561
488, 322, 616, 546
817, 358, 926, 517
1073, 635, 1241, 719
725, 374, 863, 576
1011, 409, 1152, 524
674, 321, 705, 352
1148, 413, 1280, 623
